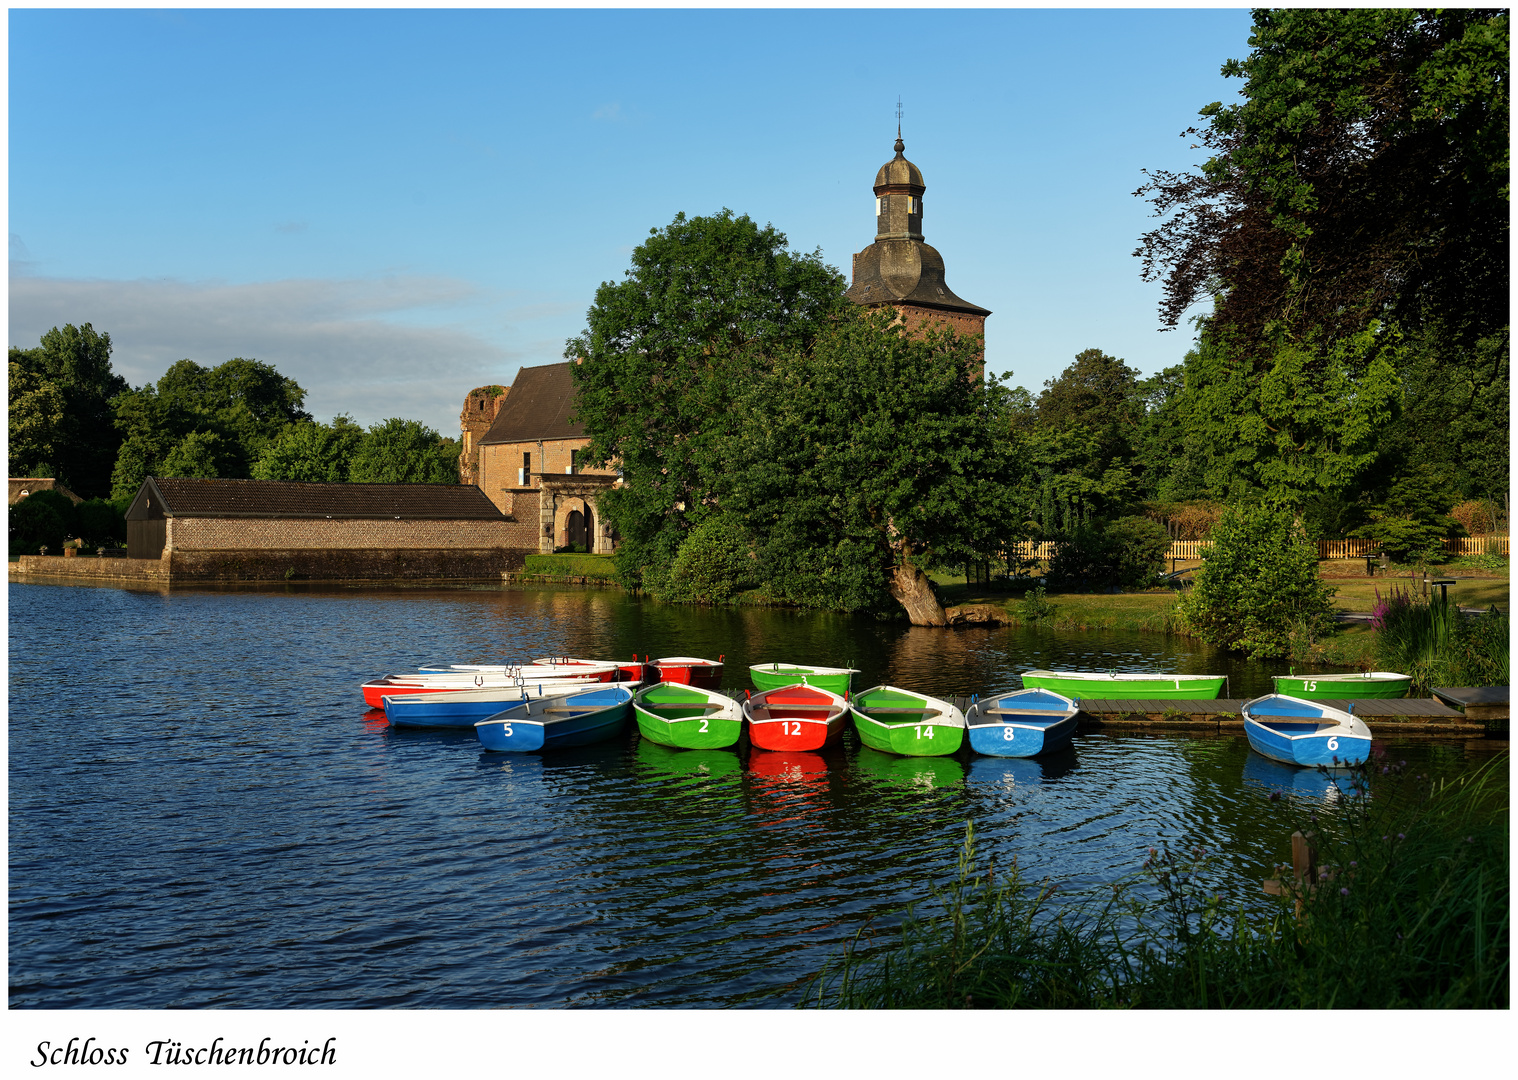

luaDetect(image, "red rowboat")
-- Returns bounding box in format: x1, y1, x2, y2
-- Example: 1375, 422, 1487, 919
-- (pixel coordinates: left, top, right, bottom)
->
534, 655, 647, 684
651, 655, 724, 690
743, 683, 849, 752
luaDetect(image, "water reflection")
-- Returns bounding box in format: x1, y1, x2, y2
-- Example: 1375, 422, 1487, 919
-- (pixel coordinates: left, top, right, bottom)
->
967, 744, 1079, 788
1241, 752, 1358, 801
8, 580, 1505, 1010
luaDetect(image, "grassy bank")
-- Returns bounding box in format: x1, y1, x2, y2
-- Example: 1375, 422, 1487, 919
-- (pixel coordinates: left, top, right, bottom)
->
801, 755, 1508, 1009
520, 553, 618, 579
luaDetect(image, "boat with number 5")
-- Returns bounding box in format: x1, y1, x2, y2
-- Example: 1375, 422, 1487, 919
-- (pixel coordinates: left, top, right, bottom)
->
632, 683, 744, 750
965, 688, 1079, 757
744, 684, 849, 752
850, 686, 966, 757
1241, 694, 1372, 767
474, 685, 634, 752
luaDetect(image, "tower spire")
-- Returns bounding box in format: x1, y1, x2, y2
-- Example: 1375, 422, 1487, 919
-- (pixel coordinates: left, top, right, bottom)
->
895, 97, 904, 152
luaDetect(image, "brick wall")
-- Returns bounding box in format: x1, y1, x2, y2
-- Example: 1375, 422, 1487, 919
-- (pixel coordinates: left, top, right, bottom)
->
166, 517, 538, 551
166, 547, 528, 581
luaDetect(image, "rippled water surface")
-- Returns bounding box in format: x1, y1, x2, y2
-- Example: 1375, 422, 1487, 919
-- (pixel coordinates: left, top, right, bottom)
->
9, 580, 1505, 1008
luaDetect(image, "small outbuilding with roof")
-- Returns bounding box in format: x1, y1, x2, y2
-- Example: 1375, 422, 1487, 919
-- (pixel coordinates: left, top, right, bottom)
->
111, 476, 538, 581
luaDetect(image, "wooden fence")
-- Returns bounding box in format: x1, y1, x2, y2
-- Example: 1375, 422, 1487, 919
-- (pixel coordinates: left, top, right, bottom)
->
1001, 536, 1509, 565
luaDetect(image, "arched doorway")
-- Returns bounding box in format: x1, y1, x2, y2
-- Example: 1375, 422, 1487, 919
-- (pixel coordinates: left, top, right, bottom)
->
566, 509, 587, 552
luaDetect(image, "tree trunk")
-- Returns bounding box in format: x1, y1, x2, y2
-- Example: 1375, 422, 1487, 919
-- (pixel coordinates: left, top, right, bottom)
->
889, 560, 947, 627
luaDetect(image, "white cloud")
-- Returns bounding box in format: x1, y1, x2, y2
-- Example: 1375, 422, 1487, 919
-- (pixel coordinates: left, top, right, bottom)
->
7, 274, 532, 435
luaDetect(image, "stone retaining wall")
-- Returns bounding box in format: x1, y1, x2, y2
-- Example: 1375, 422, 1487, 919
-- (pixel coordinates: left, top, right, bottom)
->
13, 547, 529, 583
166, 517, 539, 551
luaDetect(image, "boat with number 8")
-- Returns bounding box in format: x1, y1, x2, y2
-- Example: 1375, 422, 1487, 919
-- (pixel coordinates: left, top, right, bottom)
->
1020, 669, 1225, 699
1270, 670, 1411, 700
744, 684, 850, 752
474, 685, 634, 752
850, 686, 966, 757
964, 688, 1079, 757
632, 683, 744, 750
1241, 693, 1372, 767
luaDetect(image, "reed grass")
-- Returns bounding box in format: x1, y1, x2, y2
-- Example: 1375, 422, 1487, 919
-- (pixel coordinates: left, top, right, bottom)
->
801, 755, 1508, 1009
1373, 588, 1509, 694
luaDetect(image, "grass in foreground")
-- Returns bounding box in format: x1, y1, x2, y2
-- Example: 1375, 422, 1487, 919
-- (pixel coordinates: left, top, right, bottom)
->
801, 755, 1508, 1009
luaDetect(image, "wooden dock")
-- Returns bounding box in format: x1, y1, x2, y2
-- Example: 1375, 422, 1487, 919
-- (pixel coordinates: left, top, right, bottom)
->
1073, 698, 1483, 736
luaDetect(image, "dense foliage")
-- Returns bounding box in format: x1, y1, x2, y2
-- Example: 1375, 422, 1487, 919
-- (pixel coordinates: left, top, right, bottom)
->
1176, 503, 1337, 659
725, 309, 1013, 618
1131, 8, 1508, 526
567, 209, 850, 593
9, 324, 129, 498
7, 489, 126, 557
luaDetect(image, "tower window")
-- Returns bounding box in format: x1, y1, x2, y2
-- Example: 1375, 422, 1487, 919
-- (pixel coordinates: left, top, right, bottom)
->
875, 197, 881, 215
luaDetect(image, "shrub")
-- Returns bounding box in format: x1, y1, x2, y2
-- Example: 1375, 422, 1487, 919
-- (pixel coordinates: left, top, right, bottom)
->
1048, 516, 1172, 589
8, 489, 75, 557
75, 497, 126, 547
659, 514, 754, 604
1176, 503, 1336, 659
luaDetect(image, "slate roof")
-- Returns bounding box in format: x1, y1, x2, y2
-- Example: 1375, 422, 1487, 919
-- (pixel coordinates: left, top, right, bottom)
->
128, 477, 507, 520
479, 362, 585, 445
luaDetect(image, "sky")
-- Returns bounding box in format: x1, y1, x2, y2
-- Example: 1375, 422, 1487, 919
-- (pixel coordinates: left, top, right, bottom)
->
7, 6, 1258, 437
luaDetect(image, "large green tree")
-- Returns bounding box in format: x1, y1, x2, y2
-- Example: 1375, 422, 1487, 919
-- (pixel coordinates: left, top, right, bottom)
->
566, 209, 850, 588
110, 358, 311, 499
9, 323, 129, 498
252, 416, 366, 483
347, 418, 458, 484
725, 309, 1012, 625
1136, 8, 1508, 348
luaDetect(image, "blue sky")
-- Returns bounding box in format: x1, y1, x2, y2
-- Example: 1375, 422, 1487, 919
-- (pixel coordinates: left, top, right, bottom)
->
8, 7, 1256, 436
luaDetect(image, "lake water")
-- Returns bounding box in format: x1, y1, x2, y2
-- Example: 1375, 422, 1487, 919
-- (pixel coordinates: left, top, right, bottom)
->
8, 580, 1505, 1008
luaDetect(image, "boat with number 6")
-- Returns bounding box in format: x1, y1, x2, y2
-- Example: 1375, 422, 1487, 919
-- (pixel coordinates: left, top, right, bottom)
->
632, 683, 744, 750
744, 684, 850, 752
850, 686, 966, 757
1020, 669, 1225, 699
1270, 670, 1411, 700
1241, 693, 1372, 767
474, 685, 634, 752
965, 688, 1079, 757
748, 662, 860, 696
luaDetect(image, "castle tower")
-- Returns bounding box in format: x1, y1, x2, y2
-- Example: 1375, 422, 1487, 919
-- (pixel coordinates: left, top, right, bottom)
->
458, 384, 509, 486
845, 132, 990, 346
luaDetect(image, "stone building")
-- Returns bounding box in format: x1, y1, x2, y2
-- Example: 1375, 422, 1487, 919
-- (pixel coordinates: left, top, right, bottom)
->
473, 362, 618, 555
458, 384, 509, 486
845, 133, 990, 347
116, 476, 535, 580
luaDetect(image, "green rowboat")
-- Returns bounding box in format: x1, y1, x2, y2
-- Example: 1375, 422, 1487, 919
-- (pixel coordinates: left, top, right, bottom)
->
1271, 671, 1411, 700
749, 662, 860, 696
850, 685, 966, 757
1021, 669, 1226, 700
633, 683, 744, 750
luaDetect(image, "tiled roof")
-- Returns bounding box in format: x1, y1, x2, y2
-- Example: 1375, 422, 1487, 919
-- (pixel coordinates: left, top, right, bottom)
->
135, 478, 506, 520
479, 362, 585, 444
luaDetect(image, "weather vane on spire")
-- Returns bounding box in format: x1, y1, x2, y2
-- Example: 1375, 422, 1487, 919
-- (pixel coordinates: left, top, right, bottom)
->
896, 97, 903, 138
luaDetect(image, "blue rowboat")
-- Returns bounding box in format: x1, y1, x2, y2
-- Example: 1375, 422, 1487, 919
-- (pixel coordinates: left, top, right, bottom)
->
382, 682, 584, 728
475, 685, 633, 752
1241, 694, 1372, 767
964, 688, 1079, 757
